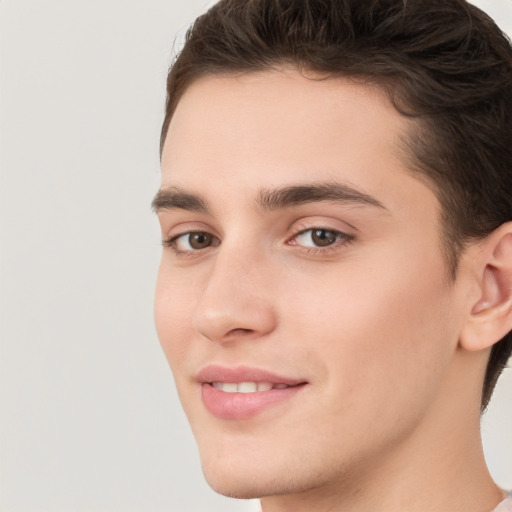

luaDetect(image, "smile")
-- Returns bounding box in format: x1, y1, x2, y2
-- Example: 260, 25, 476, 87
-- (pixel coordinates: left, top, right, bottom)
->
211, 382, 291, 393
198, 366, 307, 420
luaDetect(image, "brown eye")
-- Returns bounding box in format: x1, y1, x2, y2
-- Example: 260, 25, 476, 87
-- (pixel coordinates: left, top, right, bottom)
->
167, 231, 219, 252
292, 227, 351, 250
189, 232, 214, 249
311, 229, 338, 247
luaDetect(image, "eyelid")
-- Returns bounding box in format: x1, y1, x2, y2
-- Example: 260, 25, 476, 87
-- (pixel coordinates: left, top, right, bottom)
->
289, 227, 353, 245
163, 230, 220, 250
160, 218, 355, 256
161, 219, 218, 240
160, 220, 221, 257
285, 218, 356, 254
288, 215, 355, 236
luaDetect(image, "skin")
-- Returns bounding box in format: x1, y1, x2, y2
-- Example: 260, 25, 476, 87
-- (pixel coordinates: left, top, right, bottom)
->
154, 69, 505, 512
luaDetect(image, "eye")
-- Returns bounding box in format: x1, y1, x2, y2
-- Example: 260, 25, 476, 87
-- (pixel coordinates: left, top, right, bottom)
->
165, 231, 219, 252
292, 228, 351, 248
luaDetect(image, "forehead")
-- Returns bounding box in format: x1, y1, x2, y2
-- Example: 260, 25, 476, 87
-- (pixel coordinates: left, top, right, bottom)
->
161, 68, 430, 216
165, 69, 404, 155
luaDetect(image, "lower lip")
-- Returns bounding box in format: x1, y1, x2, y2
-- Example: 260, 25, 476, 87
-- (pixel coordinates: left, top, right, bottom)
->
201, 383, 305, 420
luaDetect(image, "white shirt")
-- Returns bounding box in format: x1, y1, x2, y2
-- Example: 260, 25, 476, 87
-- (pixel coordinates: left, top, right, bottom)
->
492, 494, 512, 512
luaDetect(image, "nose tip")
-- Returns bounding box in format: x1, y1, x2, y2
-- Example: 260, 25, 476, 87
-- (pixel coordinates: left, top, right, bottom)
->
193, 295, 277, 343
191, 253, 277, 343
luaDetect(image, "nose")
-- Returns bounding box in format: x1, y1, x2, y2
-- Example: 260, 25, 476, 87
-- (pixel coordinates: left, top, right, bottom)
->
192, 246, 277, 344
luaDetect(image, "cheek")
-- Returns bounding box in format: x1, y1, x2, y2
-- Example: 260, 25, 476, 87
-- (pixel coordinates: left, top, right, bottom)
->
281, 244, 456, 416
154, 261, 198, 370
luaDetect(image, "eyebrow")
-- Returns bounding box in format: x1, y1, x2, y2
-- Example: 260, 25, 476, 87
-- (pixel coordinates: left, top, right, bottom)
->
257, 181, 386, 211
151, 181, 386, 214
151, 187, 210, 214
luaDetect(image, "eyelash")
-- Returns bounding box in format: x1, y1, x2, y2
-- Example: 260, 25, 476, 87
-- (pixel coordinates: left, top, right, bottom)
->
162, 227, 354, 257
162, 231, 218, 256
288, 228, 354, 254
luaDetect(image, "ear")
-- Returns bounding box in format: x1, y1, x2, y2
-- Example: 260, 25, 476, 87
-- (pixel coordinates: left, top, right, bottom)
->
459, 223, 512, 352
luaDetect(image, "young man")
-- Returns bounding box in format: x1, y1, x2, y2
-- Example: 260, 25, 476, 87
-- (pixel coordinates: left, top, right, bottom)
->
152, 0, 512, 510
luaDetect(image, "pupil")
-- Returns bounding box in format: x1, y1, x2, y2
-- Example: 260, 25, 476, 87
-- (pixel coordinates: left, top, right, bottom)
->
190, 232, 211, 249
312, 229, 336, 247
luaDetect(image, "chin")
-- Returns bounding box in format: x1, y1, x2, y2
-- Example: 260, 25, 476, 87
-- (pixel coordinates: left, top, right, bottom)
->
199, 450, 328, 500
203, 470, 298, 500
204, 474, 265, 500
199, 453, 267, 498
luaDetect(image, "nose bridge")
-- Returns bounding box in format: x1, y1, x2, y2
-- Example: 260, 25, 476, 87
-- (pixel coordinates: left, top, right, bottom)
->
192, 236, 276, 342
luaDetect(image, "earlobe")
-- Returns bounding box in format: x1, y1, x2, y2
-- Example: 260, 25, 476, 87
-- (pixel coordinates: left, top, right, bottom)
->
460, 226, 512, 352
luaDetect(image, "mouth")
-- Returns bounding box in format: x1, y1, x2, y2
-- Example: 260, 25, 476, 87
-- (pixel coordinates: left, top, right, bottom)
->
198, 366, 308, 420
209, 381, 296, 393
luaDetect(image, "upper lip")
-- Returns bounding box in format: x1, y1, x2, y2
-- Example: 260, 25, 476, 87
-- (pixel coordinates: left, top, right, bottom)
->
197, 365, 306, 386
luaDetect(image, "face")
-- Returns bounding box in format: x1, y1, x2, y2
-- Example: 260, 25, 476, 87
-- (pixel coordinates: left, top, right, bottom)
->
154, 69, 470, 501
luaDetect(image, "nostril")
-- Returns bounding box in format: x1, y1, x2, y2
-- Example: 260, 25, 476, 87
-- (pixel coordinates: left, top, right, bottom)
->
226, 327, 254, 337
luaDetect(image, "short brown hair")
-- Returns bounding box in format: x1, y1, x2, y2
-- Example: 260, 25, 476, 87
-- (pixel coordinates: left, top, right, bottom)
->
160, 0, 512, 409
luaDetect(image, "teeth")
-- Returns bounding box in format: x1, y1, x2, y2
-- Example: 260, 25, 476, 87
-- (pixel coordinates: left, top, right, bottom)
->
238, 382, 257, 393
211, 382, 281, 393
220, 382, 238, 393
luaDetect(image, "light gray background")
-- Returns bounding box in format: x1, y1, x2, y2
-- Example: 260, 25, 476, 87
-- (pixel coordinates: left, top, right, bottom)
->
0, 1, 511, 511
